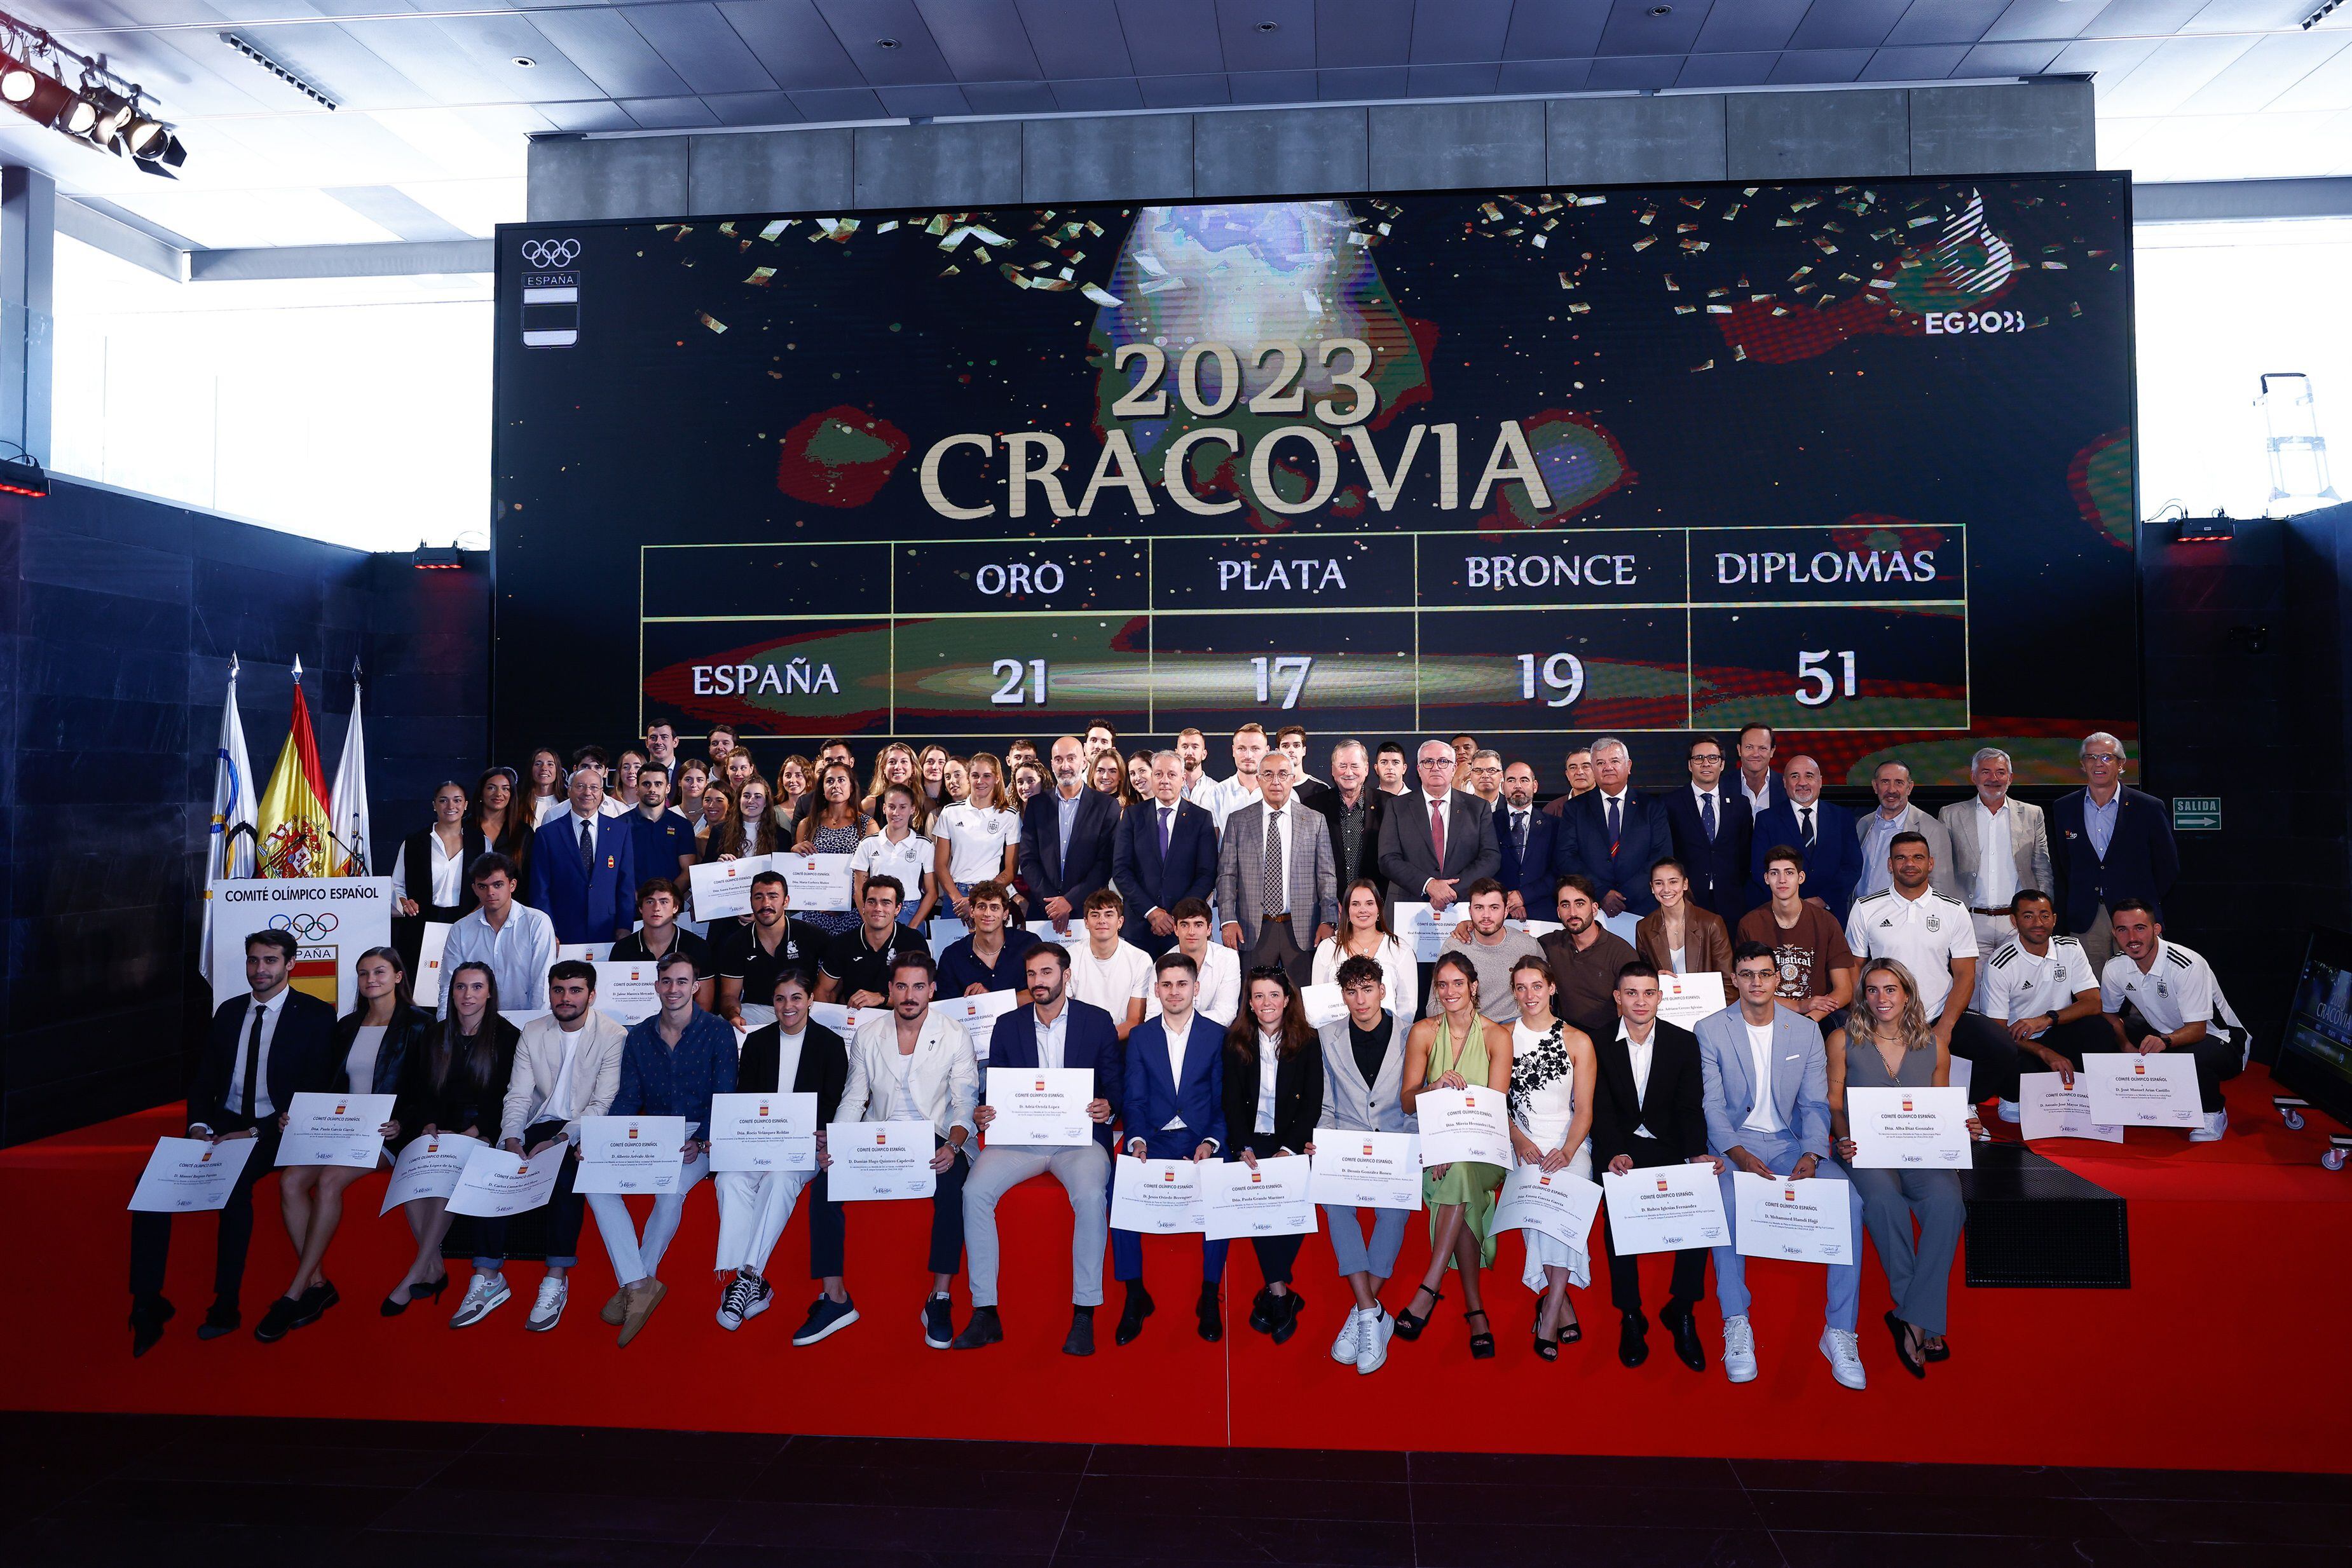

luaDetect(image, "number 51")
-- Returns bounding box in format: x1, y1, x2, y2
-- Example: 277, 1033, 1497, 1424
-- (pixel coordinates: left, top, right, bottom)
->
1795, 650, 1857, 707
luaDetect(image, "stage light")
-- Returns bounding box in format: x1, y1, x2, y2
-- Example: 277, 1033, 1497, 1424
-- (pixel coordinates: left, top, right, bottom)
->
0, 452, 48, 498
57, 92, 93, 134
411, 544, 466, 570
1, 59, 32, 100
2173, 515, 2236, 543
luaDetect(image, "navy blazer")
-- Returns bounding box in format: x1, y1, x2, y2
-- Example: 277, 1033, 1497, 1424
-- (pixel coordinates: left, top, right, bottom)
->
2049, 786, 2178, 931
1552, 789, 1674, 914
190, 988, 339, 1130
987, 997, 1126, 1150
1111, 797, 1219, 948
1747, 797, 1862, 922
1492, 801, 1561, 908
1120, 1012, 1226, 1152
1663, 784, 1754, 922
1016, 785, 1122, 922
528, 810, 638, 943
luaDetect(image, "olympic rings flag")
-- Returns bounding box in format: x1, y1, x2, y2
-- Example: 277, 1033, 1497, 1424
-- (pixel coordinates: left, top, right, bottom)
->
197, 657, 257, 986
207, 876, 394, 1013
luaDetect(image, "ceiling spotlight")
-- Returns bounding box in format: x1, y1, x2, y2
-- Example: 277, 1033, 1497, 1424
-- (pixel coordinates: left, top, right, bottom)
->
876, 36, 899, 48
1649, 4, 1673, 13
0, 16, 179, 169
512, 55, 535, 67
1, 60, 34, 101
58, 93, 93, 134
1256, 20, 1279, 30
221, 31, 337, 108
121, 112, 165, 153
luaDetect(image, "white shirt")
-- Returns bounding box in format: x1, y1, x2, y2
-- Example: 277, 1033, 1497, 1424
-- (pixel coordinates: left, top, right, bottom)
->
392, 830, 465, 908
1067, 939, 1154, 1020
1844, 886, 1978, 1018
1688, 782, 1725, 842
1618, 1018, 1657, 1138
544, 1018, 591, 1125
1593, 787, 1631, 836
1857, 808, 1911, 897
1196, 773, 1262, 834
531, 794, 566, 828
1162, 1012, 1201, 1132
1032, 1004, 1069, 1071
219, 990, 289, 1122
441, 902, 558, 1014
850, 829, 933, 900
1741, 1017, 1782, 1135
1254, 798, 1299, 913
1973, 798, 2016, 910
2101, 940, 2236, 1039
934, 803, 1020, 884
773, 1026, 807, 1093
1148, 941, 1242, 1026
1308, 935, 1418, 1023
1978, 936, 2095, 1031
1254, 1030, 1282, 1135
343, 1023, 388, 1094
1739, 774, 1775, 817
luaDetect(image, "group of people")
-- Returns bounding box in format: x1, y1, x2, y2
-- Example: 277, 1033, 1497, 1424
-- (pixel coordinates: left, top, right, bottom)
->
133, 722, 2234, 1394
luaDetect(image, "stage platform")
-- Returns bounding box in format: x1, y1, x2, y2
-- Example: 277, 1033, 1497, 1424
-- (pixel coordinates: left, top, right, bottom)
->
10, 1065, 2350, 1475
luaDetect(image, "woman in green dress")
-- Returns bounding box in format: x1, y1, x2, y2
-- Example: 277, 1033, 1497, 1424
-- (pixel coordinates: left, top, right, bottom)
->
1396, 951, 1515, 1359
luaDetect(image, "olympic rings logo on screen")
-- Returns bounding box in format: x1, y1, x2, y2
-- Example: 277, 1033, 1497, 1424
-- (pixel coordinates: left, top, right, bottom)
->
521, 238, 579, 268
270, 912, 340, 940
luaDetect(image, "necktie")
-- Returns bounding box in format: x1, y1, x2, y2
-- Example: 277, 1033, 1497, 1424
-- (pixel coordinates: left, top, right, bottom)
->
1158, 806, 1171, 858
579, 816, 594, 872
1262, 811, 1285, 917
1429, 798, 1446, 868
238, 1000, 266, 1119
1700, 791, 1716, 843
1512, 811, 1528, 857
1799, 805, 1815, 847
1606, 795, 1622, 853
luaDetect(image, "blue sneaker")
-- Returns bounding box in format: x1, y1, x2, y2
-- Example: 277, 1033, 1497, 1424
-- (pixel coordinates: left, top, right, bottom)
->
791, 1293, 859, 1346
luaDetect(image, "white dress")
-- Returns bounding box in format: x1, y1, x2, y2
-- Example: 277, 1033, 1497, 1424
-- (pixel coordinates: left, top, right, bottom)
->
1508, 1017, 1593, 1291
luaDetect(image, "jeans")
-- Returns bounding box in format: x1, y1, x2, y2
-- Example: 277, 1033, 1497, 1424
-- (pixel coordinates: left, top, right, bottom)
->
1710, 1126, 1864, 1332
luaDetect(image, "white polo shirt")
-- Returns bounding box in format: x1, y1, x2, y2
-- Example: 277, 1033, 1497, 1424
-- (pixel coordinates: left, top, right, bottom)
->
1977, 936, 2096, 1034
849, 829, 933, 902
1845, 885, 1978, 1017
933, 803, 1019, 885
2101, 940, 2235, 1039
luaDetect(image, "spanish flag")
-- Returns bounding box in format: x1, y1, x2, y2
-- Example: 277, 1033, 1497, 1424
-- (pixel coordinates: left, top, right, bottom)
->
257, 658, 334, 879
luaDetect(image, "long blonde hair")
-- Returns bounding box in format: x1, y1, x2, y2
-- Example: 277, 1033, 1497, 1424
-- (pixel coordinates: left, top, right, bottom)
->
1856, 958, 1936, 1053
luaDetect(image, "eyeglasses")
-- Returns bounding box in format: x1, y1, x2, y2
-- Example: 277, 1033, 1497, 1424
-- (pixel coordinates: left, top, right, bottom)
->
2083, 753, 2123, 765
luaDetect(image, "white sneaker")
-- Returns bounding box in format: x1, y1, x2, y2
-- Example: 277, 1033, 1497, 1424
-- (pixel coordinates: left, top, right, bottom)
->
1330, 1306, 1367, 1365
1722, 1314, 1758, 1383
2190, 1108, 2228, 1143
449, 1273, 509, 1329
1997, 1098, 2022, 1125
1820, 1326, 1866, 1389
524, 1276, 568, 1332
1356, 1307, 1393, 1375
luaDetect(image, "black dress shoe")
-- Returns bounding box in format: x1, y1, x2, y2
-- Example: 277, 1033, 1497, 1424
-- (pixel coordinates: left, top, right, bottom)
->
1114, 1285, 1154, 1346
1617, 1311, 1650, 1368
1062, 1312, 1096, 1356
196, 1298, 241, 1340
130, 1297, 174, 1358
950, 1306, 1004, 1349
1662, 1300, 1707, 1373
1247, 1286, 1279, 1334
1195, 1283, 1223, 1342
252, 1296, 304, 1343
1269, 1290, 1304, 1346
291, 1279, 339, 1328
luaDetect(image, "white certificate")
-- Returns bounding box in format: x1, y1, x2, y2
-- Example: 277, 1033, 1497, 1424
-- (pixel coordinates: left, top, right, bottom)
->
784, 852, 855, 913
1390, 902, 1447, 963
985, 1067, 1095, 1146
592, 960, 661, 1024
707, 1091, 817, 1172
2018, 1070, 2123, 1143
1601, 1162, 1731, 1255
1599, 910, 1643, 946
1845, 1086, 1973, 1169
555, 942, 611, 964
275, 1091, 397, 1169
574, 1115, 700, 1194
1414, 1086, 1513, 1168
446, 1145, 566, 1218
2082, 1052, 2203, 1127
807, 1002, 875, 1036
1493, 1164, 1604, 1249
1514, 919, 1564, 939
1111, 1156, 1207, 1234
379, 1131, 484, 1213
825, 1119, 937, 1200
1308, 1130, 1423, 1211
688, 855, 770, 920
1201, 1155, 1318, 1241
1299, 982, 1348, 1029
127, 1135, 257, 1213
418, 920, 454, 1009
1657, 971, 1732, 1034
927, 916, 971, 959
942, 989, 1022, 1058
1732, 1172, 1856, 1265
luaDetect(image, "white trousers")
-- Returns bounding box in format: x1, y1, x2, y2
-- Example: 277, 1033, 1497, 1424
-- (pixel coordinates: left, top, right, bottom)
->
713, 1168, 812, 1278
588, 1189, 689, 1286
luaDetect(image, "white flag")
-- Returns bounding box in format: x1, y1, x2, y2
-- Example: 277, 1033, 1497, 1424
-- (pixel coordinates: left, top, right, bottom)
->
328, 665, 373, 877
199, 657, 259, 983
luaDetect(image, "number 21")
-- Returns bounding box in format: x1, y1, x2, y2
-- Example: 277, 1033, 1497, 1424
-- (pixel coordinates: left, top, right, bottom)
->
991, 658, 1048, 706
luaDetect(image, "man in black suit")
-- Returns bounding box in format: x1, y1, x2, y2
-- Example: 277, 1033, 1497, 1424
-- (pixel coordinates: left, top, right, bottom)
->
1374, 739, 1500, 924
1553, 737, 1673, 919
1018, 735, 1122, 939
1313, 739, 1387, 901
1590, 960, 1712, 1374
130, 929, 337, 1355
1492, 760, 1560, 920
715, 964, 857, 1341
1112, 751, 1219, 956
1662, 735, 1752, 924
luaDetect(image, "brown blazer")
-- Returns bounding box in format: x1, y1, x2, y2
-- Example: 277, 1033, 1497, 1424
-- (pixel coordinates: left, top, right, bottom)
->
1633, 904, 1734, 979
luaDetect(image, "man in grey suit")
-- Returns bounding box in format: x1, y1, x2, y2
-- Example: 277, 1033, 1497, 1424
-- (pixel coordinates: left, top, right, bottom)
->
1696, 940, 1870, 1392
1374, 739, 1501, 923
1937, 747, 2054, 952
1216, 751, 1339, 986
1854, 759, 1957, 901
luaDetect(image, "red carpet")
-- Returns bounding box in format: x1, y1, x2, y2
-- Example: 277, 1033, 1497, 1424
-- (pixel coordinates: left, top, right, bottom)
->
10, 1065, 2350, 1472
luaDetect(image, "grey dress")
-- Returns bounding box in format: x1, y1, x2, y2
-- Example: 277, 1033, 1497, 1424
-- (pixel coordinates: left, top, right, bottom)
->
1841, 1034, 1966, 1337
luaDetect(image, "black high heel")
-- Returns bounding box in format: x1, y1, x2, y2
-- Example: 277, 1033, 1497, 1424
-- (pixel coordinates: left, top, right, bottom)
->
1393, 1284, 1442, 1341
1467, 1307, 1495, 1360
1532, 1304, 1557, 1362
1557, 1306, 1582, 1345
382, 1274, 448, 1318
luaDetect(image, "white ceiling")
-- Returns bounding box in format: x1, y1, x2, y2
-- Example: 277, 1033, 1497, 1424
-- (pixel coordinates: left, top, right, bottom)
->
9, 0, 2351, 252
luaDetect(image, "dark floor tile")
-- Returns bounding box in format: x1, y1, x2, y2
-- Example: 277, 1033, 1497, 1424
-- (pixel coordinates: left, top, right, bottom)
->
349, 1529, 701, 1567
1090, 1442, 1407, 1483
1412, 1480, 1764, 1531
2068, 1465, 2352, 1504
2096, 1497, 2352, 1547
1417, 1522, 1785, 1568
420, 1450, 767, 1502
1749, 1489, 2127, 1539
1772, 1531, 2158, 1568
2134, 1545, 2352, 1568
38, 1475, 404, 1531
1070, 1470, 1410, 1523
1411, 1450, 1743, 1489
780, 1433, 1090, 1475
472, 1424, 786, 1467
735, 1460, 1082, 1510
179, 1414, 485, 1452
371, 1484, 718, 1544
705, 1500, 1067, 1555
114, 1440, 460, 1490
6, 1518, 352, 1568
1738, 1458, 2080, 1497
685, 1551, 1051, 1568
1054, 1511, 1416, 1565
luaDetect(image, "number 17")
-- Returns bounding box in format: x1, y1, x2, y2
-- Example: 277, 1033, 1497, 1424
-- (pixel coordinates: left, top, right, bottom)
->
1250, 655, 1314, 709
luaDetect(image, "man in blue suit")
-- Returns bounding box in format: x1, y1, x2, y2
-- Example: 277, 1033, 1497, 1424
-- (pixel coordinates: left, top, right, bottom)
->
1747, 754, 1861, 921
1553, 737, 1674, 918
1696, 941, 1870, 1392
2048, 732, 2178, 976
954, 943, 1125, 1356
1664, 736, 1752, 923
529, 765, 637, 944
1112, 949, 1227, 1346
1112, 752, 1219, 955
1492, 760, 1560, 919
1018, 735, 1122, 938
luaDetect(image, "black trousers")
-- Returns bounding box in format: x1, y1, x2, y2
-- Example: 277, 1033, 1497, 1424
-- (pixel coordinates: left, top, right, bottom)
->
129, 1115, 284, 1304
474, 1121, 587, 1267
924, 1138, 970, 1276
2014, 1015, 2117, 1074
1599, 1145, 1707, 1316
807, 1169, 847, 1278
1232, 1136, 1307, 1286
2100, 1006, 2241, 1114
1945, 1010, 2027, 1104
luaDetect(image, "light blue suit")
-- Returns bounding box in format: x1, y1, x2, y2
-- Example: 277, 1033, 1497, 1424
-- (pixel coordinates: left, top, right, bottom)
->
1694, 1004, 1865, 1330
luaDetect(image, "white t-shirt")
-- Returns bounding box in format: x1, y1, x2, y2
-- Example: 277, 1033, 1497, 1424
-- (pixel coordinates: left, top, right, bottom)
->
1978, 936, 2096, 1032
934, 802, 1020, 884
2101, 941, 2235, 1039
850, 829, 933, 902
1067, 939, 1154, 1020
1845, 887, 1979, 1017
343, 1023, 388, 1094
1742, 1018, 1781, 1135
